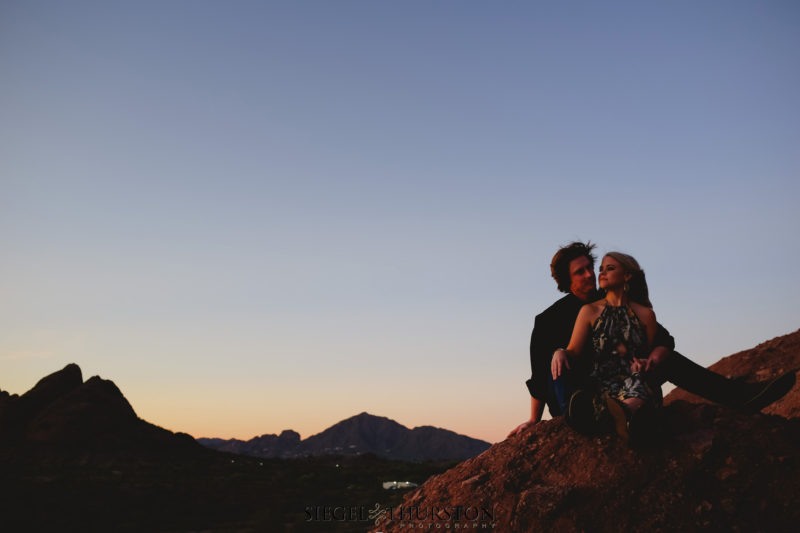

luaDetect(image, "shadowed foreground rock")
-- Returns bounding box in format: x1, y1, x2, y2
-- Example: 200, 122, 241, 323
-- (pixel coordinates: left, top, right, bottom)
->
0, 365, 461, 532
0, 364, 211, 466
369, 329, 800, 533
667, 329, 800, 418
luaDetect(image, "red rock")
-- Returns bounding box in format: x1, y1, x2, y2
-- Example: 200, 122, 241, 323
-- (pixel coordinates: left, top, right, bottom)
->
368, 329, 800, 533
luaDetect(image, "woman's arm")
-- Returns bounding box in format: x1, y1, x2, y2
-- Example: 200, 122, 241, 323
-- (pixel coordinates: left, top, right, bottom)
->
551, 304, 594, 379
631, 305, 661, 373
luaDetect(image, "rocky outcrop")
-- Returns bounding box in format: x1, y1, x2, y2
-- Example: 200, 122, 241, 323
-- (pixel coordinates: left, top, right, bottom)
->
368, 329, 800, 532
667, 329, 800, 418
0, 364, 210, 464
198, 412, 491, 461
0, 363, 83, 438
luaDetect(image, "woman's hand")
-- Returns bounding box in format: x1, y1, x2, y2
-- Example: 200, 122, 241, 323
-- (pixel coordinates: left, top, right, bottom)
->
551, 349, 571, 379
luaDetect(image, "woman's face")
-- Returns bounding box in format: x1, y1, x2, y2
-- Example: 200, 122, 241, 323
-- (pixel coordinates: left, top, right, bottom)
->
598, 255, 629, 290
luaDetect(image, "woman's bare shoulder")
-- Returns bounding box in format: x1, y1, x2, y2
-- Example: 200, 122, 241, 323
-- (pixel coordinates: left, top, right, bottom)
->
630, 301, 656, 321
579, 300, 605, 319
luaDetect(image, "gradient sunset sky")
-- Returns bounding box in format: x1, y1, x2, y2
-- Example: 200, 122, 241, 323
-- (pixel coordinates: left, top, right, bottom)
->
2, 1, 799, 444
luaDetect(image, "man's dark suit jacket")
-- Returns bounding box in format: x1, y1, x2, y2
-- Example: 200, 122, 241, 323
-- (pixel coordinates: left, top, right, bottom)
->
525, 292, 675, 401
526, 293, 584, 400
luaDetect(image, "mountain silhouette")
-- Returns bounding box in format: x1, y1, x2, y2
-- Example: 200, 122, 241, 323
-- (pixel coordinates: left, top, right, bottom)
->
198, 412, 491, 461
366, 329, 800, 533
0, 363, 209, 465
0, 365, 461, 531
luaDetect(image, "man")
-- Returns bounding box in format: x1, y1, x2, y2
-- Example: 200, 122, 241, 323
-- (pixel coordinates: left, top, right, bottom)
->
508, 241, 795, 438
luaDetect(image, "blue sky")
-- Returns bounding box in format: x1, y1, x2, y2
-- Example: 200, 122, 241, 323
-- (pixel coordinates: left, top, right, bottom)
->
2, 1, 799, 442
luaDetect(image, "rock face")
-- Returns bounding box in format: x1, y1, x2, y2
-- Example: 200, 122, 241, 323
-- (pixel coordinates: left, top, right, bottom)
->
368, 329, 800, 533
198, 412, 491, 461
667, 329, 800, 418
0, 364, 209, 464
0, 363, 83, 438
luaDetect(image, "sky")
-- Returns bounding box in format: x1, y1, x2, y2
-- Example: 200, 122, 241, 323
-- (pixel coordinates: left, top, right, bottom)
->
2, 1, 799, 444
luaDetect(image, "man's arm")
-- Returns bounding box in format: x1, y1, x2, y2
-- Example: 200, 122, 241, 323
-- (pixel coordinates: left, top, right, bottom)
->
531, 396, 546, 422
653, 322, 675, 351
526, 313, 553, 405
509, 315, 552, 438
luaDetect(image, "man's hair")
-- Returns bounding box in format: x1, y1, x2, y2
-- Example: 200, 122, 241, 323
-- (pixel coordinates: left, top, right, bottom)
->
550, 241, 597, 293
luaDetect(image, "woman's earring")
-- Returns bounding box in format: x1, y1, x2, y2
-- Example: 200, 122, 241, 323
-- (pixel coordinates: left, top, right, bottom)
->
624, 281, 629, 293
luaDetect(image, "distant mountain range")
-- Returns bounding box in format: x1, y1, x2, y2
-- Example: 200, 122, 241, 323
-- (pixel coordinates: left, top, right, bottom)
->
0, 364, 490, 463
197, 412, 491, 461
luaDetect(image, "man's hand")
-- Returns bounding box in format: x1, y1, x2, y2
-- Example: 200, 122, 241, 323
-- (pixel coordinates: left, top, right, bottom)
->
632, 346, 669, 374
631, 358, 651, 373
508, 397, 546, 438
551, 349, 570, 379
507, 420, 536, 438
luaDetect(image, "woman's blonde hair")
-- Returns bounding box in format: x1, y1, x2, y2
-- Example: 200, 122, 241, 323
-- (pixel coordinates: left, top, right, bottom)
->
604, 251, 652, 308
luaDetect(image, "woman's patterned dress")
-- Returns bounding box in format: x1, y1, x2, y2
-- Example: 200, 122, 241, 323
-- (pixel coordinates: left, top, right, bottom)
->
590, 304, 661, 404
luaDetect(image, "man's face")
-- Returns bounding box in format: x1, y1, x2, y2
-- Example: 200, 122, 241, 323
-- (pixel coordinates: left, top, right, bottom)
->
568, 255, 596, 302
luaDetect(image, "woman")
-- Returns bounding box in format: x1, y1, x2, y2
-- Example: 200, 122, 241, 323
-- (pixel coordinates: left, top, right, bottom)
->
551, 252, 662, 443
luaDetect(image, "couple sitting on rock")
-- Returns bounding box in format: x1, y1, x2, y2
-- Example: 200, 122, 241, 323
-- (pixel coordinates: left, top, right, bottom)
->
508, 241, 795, 446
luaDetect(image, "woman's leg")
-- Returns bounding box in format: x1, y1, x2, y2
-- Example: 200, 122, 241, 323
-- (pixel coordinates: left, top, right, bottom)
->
608, 373, 657, 444
622, 397, 644, 412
